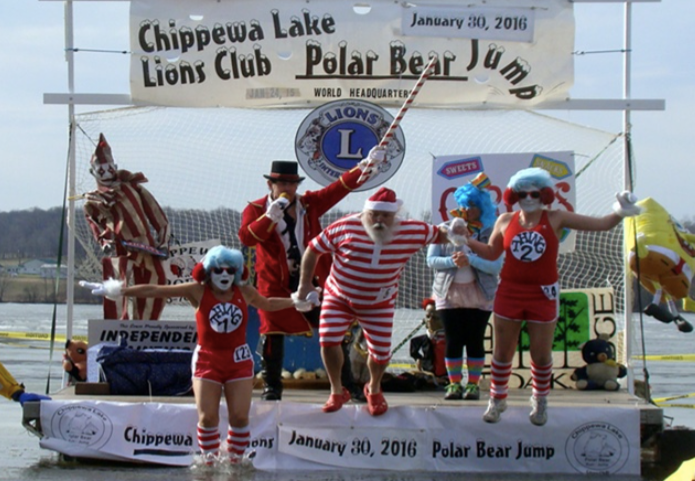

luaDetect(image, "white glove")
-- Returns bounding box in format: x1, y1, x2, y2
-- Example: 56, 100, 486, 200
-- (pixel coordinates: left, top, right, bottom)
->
306, 289, 321, 307
612, 191, 641, 218
79, 278, 124, 300
357, 146, 387, 182
291, 292, 313, 312
291, 288, 322, 312
265, 196, 289, 223
446, 218, 469, 246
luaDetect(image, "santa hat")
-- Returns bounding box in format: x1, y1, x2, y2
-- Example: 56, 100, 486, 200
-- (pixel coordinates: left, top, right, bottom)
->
91, 133, 114, 166
364, 187, 403, 213
421, 298, 435, 310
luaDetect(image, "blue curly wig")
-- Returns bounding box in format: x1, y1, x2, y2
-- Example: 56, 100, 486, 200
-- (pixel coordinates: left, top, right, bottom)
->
202, 246, 245, 286
453, 183, 497, 230
507, 167, 553, 192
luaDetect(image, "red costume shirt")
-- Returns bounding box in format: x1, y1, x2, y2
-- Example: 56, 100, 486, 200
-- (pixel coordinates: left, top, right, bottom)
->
196, 284, 250, 356
500, 210, 559, 286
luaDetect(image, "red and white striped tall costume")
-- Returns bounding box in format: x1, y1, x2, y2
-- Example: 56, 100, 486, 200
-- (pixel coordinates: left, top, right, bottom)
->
309, 213, 440, 363
83, 170, 170, 320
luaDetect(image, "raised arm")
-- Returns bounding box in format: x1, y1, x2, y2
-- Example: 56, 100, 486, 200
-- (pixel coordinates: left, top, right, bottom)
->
551, 190, 641, 233
240, 284, 295, 311
81, 279, 202, 306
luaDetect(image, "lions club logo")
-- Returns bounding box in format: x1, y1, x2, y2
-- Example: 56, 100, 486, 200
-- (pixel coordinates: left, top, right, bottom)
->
295, 99, 405, 190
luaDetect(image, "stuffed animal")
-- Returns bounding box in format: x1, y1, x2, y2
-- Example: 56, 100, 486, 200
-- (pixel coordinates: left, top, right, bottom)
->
571, 334, 627, 391
63, 339, 88, 383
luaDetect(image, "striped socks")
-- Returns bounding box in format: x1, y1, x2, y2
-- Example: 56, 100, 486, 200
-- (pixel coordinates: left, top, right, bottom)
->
489, 358, 513, 399
197, 424, 220, 463
531, 361, 553, 398
466, 357, 485, 385
227, 425, 251, 460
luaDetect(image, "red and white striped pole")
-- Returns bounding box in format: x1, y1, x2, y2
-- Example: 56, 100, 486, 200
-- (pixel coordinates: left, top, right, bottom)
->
358, 55, 438, 183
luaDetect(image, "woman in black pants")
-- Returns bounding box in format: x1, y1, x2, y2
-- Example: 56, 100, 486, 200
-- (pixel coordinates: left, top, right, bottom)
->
427, 173, 502, 400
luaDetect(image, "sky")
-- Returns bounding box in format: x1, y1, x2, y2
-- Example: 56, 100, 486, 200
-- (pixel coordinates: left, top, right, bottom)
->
1, 1, 693, 220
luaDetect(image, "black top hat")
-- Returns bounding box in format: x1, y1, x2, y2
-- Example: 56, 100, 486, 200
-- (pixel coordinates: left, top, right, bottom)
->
263, 161, 305, 182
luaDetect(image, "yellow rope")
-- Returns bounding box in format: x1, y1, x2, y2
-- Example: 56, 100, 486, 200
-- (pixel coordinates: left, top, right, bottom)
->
0, 331, 87, 343
633, 354, 695, 362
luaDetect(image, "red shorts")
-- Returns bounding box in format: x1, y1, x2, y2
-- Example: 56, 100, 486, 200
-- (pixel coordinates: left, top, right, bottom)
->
192, 345, 254, 384
493, 280, 559, 323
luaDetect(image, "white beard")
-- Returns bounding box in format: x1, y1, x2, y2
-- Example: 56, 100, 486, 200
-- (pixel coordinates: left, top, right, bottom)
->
362, 216, 395, 245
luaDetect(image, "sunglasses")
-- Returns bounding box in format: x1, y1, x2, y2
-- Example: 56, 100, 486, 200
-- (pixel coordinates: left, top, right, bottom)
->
212, 267, 236, 275
518, 191, 541, 199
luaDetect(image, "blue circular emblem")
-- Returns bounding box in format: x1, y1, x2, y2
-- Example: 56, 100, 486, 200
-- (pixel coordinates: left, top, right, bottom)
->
295, 99, 405, 190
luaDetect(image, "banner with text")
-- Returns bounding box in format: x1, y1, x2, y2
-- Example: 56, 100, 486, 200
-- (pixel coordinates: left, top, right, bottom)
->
130, 0, 574, 108
39, 400, 640, 474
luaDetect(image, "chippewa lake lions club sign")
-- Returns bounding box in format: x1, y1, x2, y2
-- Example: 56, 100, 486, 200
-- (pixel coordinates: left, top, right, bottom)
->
295, 99, 405, 189
130, 0, 574, 108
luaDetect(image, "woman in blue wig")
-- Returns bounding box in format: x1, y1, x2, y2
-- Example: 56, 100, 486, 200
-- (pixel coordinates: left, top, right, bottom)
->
427, 173, 503, 401
463, 167, 641, 427
81, 245, 306, 466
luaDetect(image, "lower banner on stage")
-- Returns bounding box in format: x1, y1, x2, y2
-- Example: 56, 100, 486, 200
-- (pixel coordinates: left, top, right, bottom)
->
265, 404, 639, 474
40, 401, 198, 466
38, 399, 640, 474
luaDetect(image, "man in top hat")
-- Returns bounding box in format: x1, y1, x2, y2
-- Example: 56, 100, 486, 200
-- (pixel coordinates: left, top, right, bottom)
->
238, 152, 384, 401
295, 187, 467, 416
83, 133, 170, 320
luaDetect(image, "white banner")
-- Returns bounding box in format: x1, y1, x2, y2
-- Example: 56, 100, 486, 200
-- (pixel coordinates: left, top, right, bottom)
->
87, 319, 197, 350
402, 6, 536, 42
38, 400, 640, 474
130, 0, 574, 108
40, 401, 198, 466
431, 151, 577, 253
85, 319, 197, 382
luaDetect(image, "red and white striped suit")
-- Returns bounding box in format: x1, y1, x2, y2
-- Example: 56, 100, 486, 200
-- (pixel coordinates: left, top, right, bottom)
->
83, 170, 170, 320
309, 214, 439, 363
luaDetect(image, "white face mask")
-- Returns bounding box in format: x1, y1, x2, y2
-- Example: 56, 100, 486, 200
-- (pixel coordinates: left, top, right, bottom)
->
518, 190, 542, 213
210, 266, 234, 291
90, 161, 118, 186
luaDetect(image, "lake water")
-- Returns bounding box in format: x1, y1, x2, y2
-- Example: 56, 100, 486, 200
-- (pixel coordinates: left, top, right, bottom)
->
0, 303, 693, 481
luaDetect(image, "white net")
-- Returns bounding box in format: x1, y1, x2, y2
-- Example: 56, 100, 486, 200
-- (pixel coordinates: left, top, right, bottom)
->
71, 106, 626, 363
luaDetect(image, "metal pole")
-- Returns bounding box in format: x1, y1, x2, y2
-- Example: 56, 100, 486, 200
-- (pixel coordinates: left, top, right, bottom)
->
64, 0, 77, 387
622, 1, 635, 395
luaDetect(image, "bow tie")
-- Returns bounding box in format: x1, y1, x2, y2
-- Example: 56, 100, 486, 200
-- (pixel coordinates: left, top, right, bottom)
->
449, 208, 482, 235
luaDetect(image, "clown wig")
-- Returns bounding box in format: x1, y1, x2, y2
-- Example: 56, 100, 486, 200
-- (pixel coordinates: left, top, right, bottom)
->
503, 167, 556, 207
453, 183, 497, 230
507, 167, 553, 192
191, 246, 245, 285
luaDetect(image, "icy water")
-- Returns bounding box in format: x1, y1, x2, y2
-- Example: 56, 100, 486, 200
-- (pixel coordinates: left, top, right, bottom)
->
0, 303, 692, 481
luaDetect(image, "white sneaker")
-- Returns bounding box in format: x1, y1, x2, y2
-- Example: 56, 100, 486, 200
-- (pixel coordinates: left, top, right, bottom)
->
529, 396, 548, 426
482, 397, 508, 423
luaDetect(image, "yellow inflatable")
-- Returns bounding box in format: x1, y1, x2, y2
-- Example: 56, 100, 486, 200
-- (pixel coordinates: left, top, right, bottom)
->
626, 198, 695, 332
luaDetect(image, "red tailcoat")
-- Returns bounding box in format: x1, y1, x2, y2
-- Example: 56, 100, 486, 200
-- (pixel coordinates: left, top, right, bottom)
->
239, 167, 363, 335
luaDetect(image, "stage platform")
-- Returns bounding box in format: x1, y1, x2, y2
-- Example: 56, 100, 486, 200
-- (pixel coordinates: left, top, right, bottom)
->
22, 382, 664, 476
